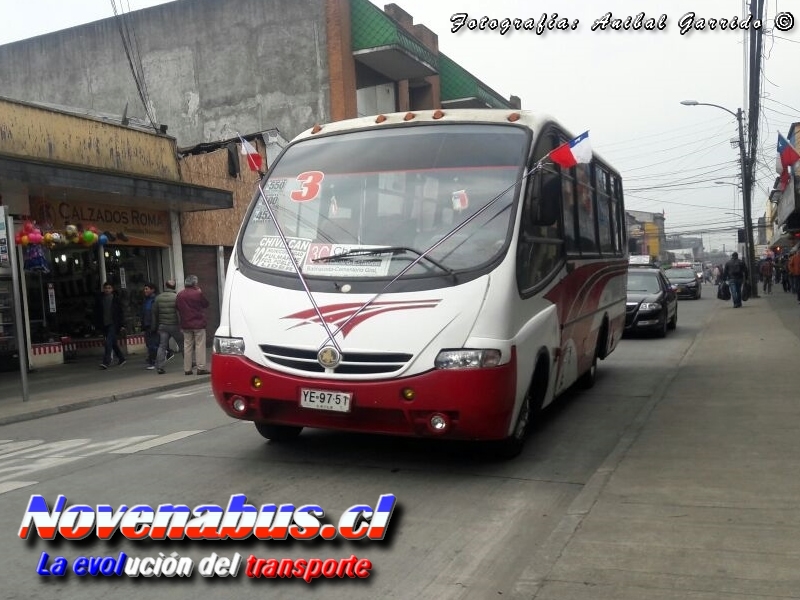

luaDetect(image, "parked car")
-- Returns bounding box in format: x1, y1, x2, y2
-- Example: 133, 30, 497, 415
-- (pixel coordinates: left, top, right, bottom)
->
625, 267, 678, 337
664, 266, 702, 299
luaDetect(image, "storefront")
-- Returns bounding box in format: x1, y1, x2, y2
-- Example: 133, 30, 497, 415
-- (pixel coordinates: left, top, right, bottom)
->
22, 197, 171, 346
10, 192, 229, 368
0, 97, 233, 370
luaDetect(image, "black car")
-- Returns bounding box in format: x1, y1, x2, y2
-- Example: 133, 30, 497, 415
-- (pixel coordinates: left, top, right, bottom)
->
665, 267, 702, 299
625, 267, 678, 337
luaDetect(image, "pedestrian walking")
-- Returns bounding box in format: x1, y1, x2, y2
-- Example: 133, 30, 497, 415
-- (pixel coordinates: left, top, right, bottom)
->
176, 274, 210, 375
789, 251, 800, 302
152, 280, 182, 374
94, 281, 127, 369
141, 282, 159, 369
723, 251, 748, 308
760, 258, 774, 295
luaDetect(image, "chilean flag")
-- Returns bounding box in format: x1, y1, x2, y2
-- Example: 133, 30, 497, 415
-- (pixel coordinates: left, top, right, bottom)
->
777, 133, 800, 191
778, 133, 800, 169
240, 137, 263, 172
549, 131, 591, 168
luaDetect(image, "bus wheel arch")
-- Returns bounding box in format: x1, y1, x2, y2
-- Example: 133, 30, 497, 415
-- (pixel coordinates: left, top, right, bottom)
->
492, 350, 549, 459
578, 319, 607, 389
596, 315, 610, 360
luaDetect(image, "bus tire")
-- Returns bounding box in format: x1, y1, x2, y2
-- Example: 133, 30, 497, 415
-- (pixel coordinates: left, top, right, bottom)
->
492, 356, 548, 459
254, 422, 303, 442
578, 326, 605, 389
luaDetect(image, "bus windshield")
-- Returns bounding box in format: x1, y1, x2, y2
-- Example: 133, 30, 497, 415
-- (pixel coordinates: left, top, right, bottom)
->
239, 124, 528, 280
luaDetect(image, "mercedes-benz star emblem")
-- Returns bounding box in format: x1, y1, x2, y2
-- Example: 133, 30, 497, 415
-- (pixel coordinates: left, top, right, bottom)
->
317, 346, 341, 369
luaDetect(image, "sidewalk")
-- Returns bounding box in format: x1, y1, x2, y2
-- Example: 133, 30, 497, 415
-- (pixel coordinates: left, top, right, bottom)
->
516, 287, 800, 599
0, 349, 210, 426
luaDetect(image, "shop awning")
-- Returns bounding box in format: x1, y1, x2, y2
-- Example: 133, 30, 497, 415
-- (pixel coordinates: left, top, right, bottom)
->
0, 154, 232, 212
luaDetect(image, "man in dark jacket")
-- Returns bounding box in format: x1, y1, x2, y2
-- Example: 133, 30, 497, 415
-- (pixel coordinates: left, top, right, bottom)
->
141, 282, 158, 369
94, 281, 127, 369
152, 279, 182, 374
176, 274, 210, 375
723, 251, 749, 308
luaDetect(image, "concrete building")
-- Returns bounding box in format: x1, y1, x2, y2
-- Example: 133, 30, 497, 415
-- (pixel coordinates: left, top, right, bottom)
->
626, 210, 667, 262
0, 0, 517, 147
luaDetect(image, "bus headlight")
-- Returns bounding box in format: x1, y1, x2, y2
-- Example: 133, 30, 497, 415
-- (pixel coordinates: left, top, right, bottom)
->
434, 349, 501, 369
213, 336, 245, 355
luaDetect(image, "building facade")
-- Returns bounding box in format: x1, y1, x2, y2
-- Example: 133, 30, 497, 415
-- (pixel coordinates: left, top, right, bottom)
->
770, 123, 800, 251
626, 210, 667, 262
0, 97, 231, 369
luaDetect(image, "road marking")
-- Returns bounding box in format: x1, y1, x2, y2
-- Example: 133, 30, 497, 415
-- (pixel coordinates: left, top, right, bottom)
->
0, 481, 37, 495
110, 430, 205, 454
155, 390, 199, 399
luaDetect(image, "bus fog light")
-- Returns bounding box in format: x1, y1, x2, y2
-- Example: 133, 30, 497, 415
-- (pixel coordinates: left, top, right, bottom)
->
231, 396, 248, 413
252, 376, 263, 389
429, 413, 450, 433
401, 388, 416, 400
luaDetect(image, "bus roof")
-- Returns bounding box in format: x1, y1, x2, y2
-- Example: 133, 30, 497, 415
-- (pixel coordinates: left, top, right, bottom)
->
291, 109, 616, 169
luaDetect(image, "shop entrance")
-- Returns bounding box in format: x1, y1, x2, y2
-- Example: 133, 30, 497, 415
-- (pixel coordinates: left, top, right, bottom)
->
24, 245, 163, 343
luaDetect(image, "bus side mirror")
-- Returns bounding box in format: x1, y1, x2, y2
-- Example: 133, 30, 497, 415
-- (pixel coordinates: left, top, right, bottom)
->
532, 170, 561, 227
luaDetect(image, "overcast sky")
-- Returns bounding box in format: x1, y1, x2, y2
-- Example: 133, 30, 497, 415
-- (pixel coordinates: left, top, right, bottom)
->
2, 0, 799, 252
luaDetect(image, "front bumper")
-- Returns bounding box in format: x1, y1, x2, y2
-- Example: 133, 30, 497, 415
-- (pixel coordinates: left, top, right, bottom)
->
210, 349, 518, 441
624, 307, 665, 331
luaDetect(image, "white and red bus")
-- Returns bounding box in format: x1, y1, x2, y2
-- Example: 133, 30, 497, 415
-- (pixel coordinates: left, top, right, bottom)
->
211, 109, 628, 457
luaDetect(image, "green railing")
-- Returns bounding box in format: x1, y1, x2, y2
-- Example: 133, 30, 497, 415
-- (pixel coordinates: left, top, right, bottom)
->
350, 0, 437, 70
439, 53, 512, 109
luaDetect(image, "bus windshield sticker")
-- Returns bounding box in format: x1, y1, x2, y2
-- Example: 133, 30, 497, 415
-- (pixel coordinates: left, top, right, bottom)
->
250, 236, 312, 271
290, 171, 325, 203
302, 243, 392, 277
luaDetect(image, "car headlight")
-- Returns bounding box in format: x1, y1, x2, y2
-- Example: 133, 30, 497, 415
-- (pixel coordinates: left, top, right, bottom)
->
213, 336, 245, 355
639, 302, 662, 311
434, 349, 502, 369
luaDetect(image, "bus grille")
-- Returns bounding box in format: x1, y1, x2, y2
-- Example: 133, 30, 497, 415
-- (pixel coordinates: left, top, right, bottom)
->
259, 344, 413, 375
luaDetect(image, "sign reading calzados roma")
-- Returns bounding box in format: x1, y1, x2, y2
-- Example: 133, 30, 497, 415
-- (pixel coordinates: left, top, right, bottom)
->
31, 198, 170, 247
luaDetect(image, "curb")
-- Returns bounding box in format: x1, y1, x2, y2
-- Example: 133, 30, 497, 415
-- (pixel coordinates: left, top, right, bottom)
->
0, 376, 210, 427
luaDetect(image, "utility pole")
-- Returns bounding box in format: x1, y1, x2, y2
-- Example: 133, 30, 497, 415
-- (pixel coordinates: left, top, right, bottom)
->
736, 108, 759, 297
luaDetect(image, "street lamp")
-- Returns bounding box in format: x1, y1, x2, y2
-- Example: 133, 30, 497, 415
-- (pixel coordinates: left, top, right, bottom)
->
681, 100, 758, 297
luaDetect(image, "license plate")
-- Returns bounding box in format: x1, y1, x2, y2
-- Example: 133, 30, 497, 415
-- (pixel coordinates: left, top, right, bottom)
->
300, 388, 352, 413
677, 287, 685, 292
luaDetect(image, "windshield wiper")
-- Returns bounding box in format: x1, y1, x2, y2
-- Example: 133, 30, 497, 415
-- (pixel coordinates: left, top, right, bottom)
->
312, 246, 458, 283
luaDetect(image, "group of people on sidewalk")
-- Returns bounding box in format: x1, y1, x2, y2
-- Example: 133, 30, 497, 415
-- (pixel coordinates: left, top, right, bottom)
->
95, 275, 210, 375
719, 250, 800, 308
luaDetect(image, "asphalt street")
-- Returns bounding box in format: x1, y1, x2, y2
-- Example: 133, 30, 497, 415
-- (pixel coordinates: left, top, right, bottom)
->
0, 285, 796, 599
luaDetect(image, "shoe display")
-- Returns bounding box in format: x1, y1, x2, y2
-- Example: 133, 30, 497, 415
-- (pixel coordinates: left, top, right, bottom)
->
99, 363, 109, 370
196, 370, 210, 375
118, 359, 127, 366
146, 365, 155, 370
157, 368, 166, 374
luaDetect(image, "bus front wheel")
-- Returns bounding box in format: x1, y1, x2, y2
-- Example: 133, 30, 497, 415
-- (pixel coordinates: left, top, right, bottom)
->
254, 422, 303, 442
491, 357, 548, 459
